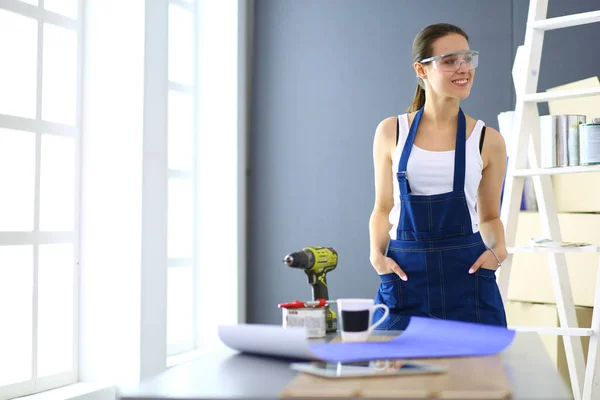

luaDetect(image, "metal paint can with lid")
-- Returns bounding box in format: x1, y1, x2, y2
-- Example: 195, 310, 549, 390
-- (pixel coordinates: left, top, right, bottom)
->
540, 114, 586, 167
279, 300, 326, 338
579, 123, 600, 165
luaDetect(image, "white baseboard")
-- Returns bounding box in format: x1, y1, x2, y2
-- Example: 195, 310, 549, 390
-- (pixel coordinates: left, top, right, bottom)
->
16, 383, 116, 400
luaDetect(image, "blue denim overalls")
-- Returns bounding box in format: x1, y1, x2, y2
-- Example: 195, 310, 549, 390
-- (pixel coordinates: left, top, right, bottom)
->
373, 107, 507, 330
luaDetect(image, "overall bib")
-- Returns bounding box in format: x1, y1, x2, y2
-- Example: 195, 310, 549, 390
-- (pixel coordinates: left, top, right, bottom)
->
374, 107, 507, 330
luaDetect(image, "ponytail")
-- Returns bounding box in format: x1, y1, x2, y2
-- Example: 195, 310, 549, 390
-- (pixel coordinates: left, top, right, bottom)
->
408, 81, 425, 113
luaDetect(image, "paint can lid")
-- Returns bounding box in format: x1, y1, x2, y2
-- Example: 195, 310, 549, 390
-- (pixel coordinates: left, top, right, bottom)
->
278, 299, 328, 309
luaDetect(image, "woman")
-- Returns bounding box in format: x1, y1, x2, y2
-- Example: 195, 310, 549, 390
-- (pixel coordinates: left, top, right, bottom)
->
369, 23, 508, 330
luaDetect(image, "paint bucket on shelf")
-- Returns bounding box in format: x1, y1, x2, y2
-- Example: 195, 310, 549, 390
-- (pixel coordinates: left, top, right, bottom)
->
278, 300, 326, 338
579, 123, 600, 166
539, 114, 586, 168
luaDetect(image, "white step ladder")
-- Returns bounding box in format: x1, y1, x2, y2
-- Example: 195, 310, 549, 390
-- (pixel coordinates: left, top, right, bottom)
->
498, 1, 600, 399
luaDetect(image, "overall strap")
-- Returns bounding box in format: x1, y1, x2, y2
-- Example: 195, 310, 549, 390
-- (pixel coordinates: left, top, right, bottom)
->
398, 108, 423, 173
453, 108, 467, 192
396, 108, 424, 195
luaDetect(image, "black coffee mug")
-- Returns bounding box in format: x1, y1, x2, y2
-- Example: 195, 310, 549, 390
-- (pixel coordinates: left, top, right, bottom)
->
336, 298, 389, 342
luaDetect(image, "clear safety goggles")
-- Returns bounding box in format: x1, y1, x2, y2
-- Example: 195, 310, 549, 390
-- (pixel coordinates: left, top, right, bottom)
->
420, 50, 479, 72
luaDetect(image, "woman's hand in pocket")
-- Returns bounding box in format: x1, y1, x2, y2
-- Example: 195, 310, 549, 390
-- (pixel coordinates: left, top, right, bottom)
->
468, 248, 503, 274
370, 253, 408, 281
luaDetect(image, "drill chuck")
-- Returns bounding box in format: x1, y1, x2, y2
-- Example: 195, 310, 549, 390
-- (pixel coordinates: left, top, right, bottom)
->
282, 251, 312, 269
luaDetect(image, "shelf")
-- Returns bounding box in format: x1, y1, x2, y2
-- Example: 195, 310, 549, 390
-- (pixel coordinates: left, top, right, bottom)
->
508, 326, 594, 337
530, 10, 600, 31
512, 164, 600, 176
523, 86, 600, 103
508, 245, 600, 254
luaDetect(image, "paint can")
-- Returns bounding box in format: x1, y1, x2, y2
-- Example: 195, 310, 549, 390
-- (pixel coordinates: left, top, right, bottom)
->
540, 115, 586, 167
281, 307, 326, 339
579, 123, 600, 166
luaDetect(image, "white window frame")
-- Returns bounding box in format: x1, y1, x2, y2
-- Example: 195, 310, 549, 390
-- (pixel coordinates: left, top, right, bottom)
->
166, 0, 198, 359
0, 0, 82, 398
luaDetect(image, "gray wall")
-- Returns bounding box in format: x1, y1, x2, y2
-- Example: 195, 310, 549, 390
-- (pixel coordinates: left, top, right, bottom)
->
247, 0, 600, 325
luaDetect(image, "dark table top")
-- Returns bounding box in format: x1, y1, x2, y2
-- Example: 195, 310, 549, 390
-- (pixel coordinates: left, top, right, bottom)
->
118, 330, 572, 400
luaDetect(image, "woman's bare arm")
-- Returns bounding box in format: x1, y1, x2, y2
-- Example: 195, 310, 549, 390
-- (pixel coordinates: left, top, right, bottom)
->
470, 126, 508, 273
369, 117, 407, 280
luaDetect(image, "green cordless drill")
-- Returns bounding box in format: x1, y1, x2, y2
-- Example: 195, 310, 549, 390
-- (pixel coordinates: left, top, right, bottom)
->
282, 246, 338, 333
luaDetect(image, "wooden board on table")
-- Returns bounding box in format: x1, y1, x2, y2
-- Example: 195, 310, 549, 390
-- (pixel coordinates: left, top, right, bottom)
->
279, 335, 512, 399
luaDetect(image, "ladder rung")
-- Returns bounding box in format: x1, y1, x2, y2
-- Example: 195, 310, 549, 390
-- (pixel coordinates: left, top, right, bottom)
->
509, 326, 594, 336
508, 245, 600, 254
523, 86, 600, 102
512, 164, 600, 176
530, 10, 600, 31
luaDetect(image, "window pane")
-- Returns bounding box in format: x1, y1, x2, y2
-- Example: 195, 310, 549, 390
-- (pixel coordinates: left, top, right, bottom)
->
167, 266, 194, 351
0, 246, 33, 386
42, 23, 78, 126
40, 135, 75, 231
0, 129, 36, 231
38, 244, 74, 377
168, 91, 194, 171
45, 0, 78, 19
0, 10, 38, 119
168, 4, 193, 86
168, 178, 193, 259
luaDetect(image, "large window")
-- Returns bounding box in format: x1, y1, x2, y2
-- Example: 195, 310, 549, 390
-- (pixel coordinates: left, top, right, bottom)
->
166, 0, 197, 358
0, 0, 82, 398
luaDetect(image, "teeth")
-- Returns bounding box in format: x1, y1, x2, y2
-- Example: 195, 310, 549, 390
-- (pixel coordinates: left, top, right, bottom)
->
453, 79, 468, 84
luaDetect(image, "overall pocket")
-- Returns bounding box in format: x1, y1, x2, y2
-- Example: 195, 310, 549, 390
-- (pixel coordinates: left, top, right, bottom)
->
437, 242, 485, 322
376, 273, 403, 309
475, 267, 507, 327
378, 248, 428, 315
397, 188, 470, 241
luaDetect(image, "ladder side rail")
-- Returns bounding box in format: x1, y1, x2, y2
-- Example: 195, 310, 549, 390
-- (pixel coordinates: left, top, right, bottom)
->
583, 254, 600, 399
498, 0, 549, 301
528, 116, 585, 400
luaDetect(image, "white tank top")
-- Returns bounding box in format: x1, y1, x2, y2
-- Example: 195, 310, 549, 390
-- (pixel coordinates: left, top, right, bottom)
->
388, 113, 484, 240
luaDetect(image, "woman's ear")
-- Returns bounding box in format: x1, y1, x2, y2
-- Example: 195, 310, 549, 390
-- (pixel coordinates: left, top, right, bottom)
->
413, 62, 426, 79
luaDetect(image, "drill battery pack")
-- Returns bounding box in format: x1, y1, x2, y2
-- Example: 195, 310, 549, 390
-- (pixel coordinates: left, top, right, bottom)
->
325, 305, 337, 333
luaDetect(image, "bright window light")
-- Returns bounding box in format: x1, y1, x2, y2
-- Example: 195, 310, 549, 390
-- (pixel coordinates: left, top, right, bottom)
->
0, 245, 33, 386
39, 134, 75, 232
168, 4, 193, 86
167, 266, 194, 352
0, 9, 37, 119
168, 178, 194, 259
0, 1, 81, 397
37, 243, 74, 377
197, 0, 240, 336
45, 0, 78, 20
168, 90, 194, 171
0, 129, 36, 232
42, 23, 78, 126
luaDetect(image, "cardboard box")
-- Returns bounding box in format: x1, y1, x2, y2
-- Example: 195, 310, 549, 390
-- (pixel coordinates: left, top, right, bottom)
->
553, 173, 600, 212
507, 212, 600, 306
546, 77, 600, 123
505, 301, 592, 391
